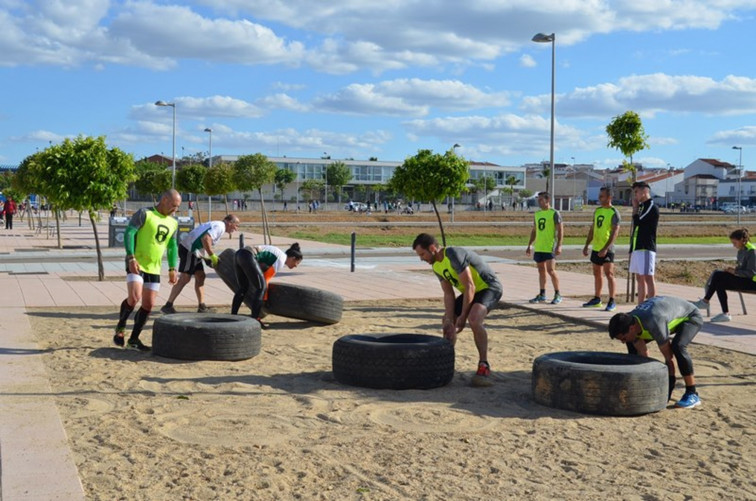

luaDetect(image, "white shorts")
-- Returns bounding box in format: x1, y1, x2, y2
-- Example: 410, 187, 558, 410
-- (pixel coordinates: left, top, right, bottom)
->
629, 250, 656, 276
126, 273, 161, 291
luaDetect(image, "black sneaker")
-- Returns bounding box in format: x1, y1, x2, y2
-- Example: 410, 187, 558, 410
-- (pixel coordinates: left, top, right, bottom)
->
126, 339, 150, 352
197, 303, 210, 313
160, 304, 177, 314
113, 329, 125, 347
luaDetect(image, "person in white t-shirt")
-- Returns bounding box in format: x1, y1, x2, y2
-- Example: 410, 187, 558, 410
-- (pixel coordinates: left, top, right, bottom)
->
160, 214, 240, 313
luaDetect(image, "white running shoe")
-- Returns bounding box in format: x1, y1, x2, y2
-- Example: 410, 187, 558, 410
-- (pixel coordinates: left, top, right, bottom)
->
710, 313, 731, 323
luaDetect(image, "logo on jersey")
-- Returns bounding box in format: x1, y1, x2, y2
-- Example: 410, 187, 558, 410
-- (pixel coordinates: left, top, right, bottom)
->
538, 217, 546, 231
442, 269, 459, 287
596, 215, 605, 228
155, 224, 171, 243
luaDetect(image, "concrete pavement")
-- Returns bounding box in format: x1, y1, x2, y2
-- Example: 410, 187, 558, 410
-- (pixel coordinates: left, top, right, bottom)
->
0, 217, 754, 499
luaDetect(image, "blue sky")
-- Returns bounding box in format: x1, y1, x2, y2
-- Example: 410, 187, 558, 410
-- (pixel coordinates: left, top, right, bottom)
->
1, 1, 754, 172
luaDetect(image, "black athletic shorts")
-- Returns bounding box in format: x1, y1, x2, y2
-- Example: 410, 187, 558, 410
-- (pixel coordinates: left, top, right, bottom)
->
590, 250, 615, 265
177, 245, 204, 275
533, 251, 555, 263
454, 286, 503, 315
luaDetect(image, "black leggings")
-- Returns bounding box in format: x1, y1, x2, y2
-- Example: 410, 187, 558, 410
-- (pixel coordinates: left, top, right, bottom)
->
626, 314, 702, 377
231, 248, 266, 318
704, 270, 756, 313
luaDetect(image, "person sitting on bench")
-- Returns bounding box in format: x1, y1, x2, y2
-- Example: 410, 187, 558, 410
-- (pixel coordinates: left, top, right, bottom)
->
692, 228, 756, 322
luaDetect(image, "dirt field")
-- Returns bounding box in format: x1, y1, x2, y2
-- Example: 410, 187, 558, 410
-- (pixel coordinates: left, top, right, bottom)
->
29, 300, 756, 500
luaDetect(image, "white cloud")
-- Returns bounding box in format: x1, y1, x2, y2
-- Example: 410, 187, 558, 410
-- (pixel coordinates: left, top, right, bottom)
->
313, 79, 509, 116
522, 73, 756, 118
707, 126, 756, 147
519, 54, 536, 68
404, 113, 587, 158
0, 1, 749, 71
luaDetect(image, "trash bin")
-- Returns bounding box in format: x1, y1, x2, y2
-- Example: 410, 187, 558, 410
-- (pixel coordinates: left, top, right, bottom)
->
108, 217, 130, 248
175, 216, 195, 242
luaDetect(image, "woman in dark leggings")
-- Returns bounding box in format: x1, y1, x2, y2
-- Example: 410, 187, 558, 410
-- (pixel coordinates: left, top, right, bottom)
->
692, 228, 756, 323
231, 243, 303, 327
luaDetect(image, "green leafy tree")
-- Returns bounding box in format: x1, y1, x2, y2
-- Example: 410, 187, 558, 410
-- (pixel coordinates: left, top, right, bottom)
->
326, 161, 353, 205
505, 174, 519, 208
134, 160, 171, 202
204, 162, 236, 215
606, 110, 649, 183
606, 110, 650, 301
274, 167, 296, 210
388, 148, 468, 246
233, 154, 277, 243
176, 163, 206, 224
36, 136, 135, 279
300, 179, 324, 203
13, 153, 45, 228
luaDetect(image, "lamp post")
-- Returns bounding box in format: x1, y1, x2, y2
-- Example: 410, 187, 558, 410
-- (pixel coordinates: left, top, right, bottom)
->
532, 32, 556, 205
296, 161, 301, 211
204, 127, 212, 220
570, 156, 576, 210
322, 152, 328, 211
155, 100, 176, 188
733, 146, 743, 225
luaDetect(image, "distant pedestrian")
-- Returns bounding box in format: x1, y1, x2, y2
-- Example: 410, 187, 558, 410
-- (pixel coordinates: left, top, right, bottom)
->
4, 197, 16, 229
630, 181, 660, 304
582, 187, 621, 311
526, 192, 563, 305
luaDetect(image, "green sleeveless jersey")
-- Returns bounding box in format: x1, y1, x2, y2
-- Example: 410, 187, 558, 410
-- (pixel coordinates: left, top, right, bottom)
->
432, 247, 500, 294
533, 208, 561, 253
127, 208, 179, 275
591, 206, 621, 251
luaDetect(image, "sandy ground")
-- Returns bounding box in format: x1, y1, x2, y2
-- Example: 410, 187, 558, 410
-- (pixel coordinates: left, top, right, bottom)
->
29, 300, 755, 501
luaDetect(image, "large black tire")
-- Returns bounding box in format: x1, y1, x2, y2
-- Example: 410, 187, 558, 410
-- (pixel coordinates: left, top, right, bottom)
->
532, 351, 668, 416
215, 248, 343, 324
264, 283, 343, 325
152, 313, 261, 361
332, 334, 454, 390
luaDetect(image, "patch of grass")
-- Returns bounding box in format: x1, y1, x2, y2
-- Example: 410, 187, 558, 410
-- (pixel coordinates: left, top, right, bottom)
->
281, 231, 730, 248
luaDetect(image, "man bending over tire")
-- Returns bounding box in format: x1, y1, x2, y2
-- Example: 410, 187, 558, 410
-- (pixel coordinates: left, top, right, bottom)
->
160, 214, 240, 314
114, 189, 182, 351
608, 296, 703, 409
412, 233, 502, 387
231, 243, 303, 328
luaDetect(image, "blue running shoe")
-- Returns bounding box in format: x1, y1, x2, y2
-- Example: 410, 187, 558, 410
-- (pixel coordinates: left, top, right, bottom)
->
675, 392, 701, 409
605, 299, 616, 312
582, 297, 603, 308
529, 294, 547, 304
551, 294, 562, 304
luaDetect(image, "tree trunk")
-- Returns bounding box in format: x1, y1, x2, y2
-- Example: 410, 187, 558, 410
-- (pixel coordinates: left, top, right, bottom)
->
89, 210, 105, 281
193, 194, 203, 224
55, 209, 62, 249
224, 194, 229, 215
259, 189, 272, 244
431, 200, 447, 247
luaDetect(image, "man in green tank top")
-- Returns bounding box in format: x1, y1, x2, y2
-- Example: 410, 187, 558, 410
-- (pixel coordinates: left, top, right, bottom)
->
582, 187, 621, 311
114, 189, 182, 351
526, 192, 563, 304
412, 233, 502, 387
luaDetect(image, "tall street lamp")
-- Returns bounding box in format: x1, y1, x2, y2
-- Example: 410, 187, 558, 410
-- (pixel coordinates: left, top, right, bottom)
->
532, 32, 556, 205
155, 100, 176, 188
204, 128, 213, 220
733, 146, 743, 225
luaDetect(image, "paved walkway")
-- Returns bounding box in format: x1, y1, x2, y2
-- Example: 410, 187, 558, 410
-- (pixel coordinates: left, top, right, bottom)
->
0, 218, 754, 499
